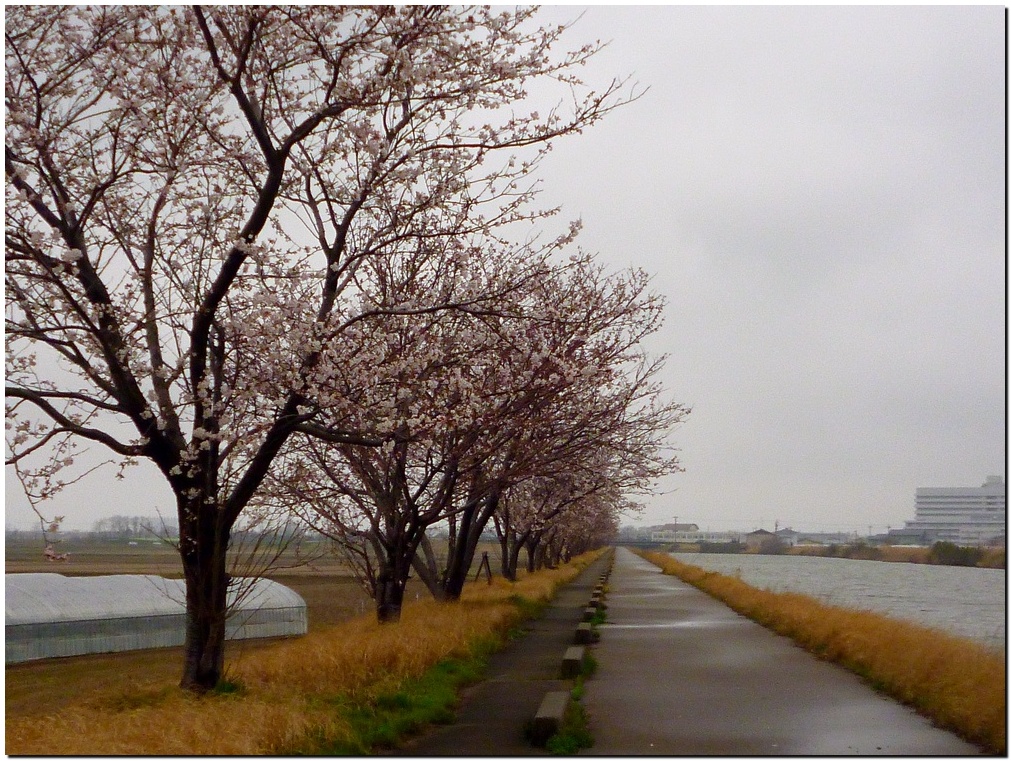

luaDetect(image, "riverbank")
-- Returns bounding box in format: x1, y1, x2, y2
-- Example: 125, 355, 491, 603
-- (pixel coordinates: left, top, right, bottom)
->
5, 550, 602, 754
639, 550, 1005, 754
789, 541, 1006, 568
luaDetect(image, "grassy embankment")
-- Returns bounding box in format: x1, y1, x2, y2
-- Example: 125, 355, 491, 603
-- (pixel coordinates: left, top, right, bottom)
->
638, 550, 1005, 755
5, 550, 601, 755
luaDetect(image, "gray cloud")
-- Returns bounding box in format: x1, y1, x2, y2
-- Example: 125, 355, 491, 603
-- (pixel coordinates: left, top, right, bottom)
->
535, 5, 1005, 532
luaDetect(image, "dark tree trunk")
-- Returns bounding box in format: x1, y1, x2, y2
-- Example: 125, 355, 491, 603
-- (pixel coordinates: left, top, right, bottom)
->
441, 504, 478, 600
411, 533, 447, 601
376, 569, 408, 623
494, 514, 527, 583
497, 528, 511, 578
546, 540, 562, 568
526, 535, 541, 573
441, 540, 477, 599
178, 498, 231, 692
506, 533, 526, 580
493, 509, 516, 580
373, 528, 424, 623
441, 492, 498, 600
173, 373, 305, 691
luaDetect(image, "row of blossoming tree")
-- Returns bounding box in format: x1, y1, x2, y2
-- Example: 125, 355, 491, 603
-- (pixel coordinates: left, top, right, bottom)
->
5, 6, 687, 692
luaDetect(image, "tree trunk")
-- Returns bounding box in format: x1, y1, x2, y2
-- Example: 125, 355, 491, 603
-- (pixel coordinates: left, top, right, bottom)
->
376, 570, 407, 623
549, 531, 565, 568
493, 509, 520, 581
526, 535, 541, 573
441, 505, 478, 600
441, 492, 498, 600
495, 518, 527, 583
373, 531, 423, 623
178, 506, 230, 692
411, 533, 447, 601
501, 534, 522, 583
506, 533, 525, 581
494, 517, 510, 579
442, 541, 478, 599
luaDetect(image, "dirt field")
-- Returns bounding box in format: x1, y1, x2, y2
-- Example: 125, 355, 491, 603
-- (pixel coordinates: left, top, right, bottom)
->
6, 535, 186, 576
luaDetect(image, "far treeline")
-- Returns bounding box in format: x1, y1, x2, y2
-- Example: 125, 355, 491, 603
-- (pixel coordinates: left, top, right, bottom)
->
681, 539, 1006, 569
5, 7, 686, 692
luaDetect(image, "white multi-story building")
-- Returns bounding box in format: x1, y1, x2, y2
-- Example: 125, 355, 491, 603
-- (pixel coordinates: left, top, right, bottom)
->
903, 475, 1006, 546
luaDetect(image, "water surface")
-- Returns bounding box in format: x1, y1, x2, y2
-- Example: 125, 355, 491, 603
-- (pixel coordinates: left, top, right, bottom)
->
670, 552, 1005, 650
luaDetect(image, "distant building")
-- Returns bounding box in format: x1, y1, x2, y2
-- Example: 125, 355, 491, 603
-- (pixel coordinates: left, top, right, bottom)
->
649, 522, 699, 542
650, 528, 742, 544
656, 522, 700, 533
774, 528, 799, 547
877, 527, 937, 546
794, 531, 854, 546
744, 528, 776, 550
899, 475, 1006, 546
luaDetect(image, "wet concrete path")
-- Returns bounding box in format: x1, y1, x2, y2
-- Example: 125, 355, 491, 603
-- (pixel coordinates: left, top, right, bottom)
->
396, 552, 613, 756
581, 547, 980, 755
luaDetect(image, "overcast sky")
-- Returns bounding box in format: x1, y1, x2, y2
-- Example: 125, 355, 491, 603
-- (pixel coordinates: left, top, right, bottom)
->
5, 6, 1006, 535
534, 5, 1006, 533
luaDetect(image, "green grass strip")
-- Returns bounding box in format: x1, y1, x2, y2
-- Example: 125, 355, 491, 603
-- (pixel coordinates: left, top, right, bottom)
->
298, 594, 552, 755
545, 670, 596, 755
325, 654, 489, 754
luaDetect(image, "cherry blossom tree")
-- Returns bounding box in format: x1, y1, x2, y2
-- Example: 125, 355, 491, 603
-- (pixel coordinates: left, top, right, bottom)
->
265, 252, 567, 621
498, 477, 629, 576
5, 5, 627, 690
282, 253, 687, 615
437, 257, 686, 586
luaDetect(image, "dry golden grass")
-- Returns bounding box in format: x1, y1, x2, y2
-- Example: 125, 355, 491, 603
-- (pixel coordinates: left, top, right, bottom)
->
872, 545, 929, 562
788, 544, 930, 562
979, 546, 1006, 568
639, 551, 1006, 755
5, 550, 599, 755
6, 690, 339, 756
788, 543, 1006, 568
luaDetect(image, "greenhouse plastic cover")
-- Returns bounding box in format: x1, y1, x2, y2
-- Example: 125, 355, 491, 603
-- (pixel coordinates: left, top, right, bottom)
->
5, 574, 307, 663
7, 574, 187, 625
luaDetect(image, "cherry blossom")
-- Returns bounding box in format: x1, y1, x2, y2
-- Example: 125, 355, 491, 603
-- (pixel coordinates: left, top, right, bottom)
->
272, 253, 687, 620
6, 6, 629, 690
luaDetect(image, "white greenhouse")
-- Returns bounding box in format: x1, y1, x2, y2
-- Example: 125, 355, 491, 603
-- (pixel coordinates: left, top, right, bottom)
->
5, 574, 307, 664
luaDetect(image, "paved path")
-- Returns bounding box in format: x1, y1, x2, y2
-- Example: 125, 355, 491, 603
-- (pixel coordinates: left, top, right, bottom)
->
396, 551, 613, 756
581, 547, 980, 755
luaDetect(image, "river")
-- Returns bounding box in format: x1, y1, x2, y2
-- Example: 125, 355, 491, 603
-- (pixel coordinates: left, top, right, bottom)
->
670, 552, 1005, 651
